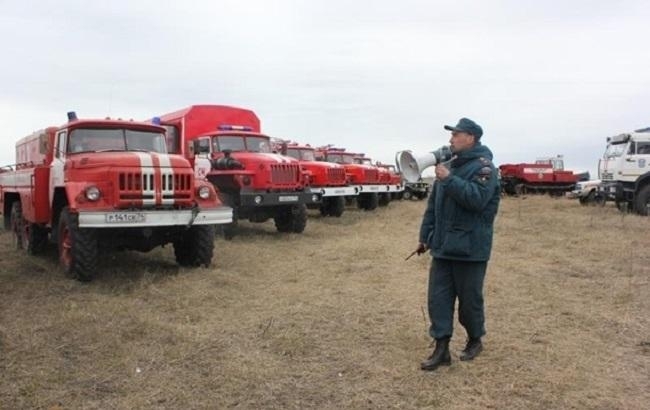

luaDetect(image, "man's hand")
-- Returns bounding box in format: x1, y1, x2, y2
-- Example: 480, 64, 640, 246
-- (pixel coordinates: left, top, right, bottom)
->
405, 243, 428, 261
435, 164, 450, 180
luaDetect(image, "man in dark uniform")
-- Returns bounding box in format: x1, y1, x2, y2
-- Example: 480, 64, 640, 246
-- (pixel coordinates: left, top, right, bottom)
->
415, 117, 500, 371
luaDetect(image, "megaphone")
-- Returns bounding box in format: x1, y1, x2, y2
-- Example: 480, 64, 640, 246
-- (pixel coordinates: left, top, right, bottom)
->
396, 146, 453, 183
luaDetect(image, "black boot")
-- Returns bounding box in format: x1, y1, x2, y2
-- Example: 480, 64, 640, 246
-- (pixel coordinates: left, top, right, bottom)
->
420, 337, 451, 371
460, 337, 483, 361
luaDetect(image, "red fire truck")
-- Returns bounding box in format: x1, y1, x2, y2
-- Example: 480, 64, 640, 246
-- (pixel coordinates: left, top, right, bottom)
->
353, 154, 403, 206
155, 105, 320, 238
271, 140, 357, 217
0, 112, 232, 281
375, 162, 405, 200
499, 155, 578, 196
314, 147, 383, 210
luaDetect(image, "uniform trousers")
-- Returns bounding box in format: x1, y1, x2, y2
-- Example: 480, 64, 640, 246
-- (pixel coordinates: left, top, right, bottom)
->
428, 258, 487, 340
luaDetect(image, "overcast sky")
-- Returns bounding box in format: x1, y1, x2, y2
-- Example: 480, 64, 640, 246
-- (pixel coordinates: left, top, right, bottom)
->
1, 0, 649, 177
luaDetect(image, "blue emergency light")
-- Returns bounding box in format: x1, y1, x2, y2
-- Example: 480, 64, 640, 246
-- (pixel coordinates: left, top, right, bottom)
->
151, 116, 161, 125
218, 124, 253, 131
67, 111, 78, 121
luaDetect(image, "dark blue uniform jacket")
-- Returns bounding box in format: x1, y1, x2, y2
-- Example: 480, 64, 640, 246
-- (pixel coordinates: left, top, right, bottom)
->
419, 143, 500, 261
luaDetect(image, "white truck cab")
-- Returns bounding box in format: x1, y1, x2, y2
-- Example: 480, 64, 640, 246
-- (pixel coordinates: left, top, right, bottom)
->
598, 128, 650, 214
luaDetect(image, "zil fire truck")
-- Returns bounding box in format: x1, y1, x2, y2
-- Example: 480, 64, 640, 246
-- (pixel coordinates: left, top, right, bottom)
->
0, 112, 232, 281
353, 155, 403, 206
155, 105, 321, 238
271, 140, 357, 217
598, 127, 650, 214
314, 147, 383, 210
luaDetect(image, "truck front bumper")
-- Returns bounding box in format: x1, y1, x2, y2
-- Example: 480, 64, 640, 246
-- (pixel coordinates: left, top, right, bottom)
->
599, 181, 626, 201
78, 206, 233, 228
239, 191, 322, 207
355, 184, 403, 193
310, 186, 359, 197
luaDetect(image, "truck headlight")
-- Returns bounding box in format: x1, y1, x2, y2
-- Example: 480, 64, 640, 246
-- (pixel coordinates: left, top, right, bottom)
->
254, 195, 263, 204
85, 186, 101, 201
311, 194, 319, 202
197, 186, 211, 200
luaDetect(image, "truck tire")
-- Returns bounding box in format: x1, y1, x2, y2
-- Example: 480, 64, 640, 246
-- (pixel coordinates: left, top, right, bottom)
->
11, 201, 48, 255
378, 192, 390, 207
356, 194, 367, 209
274, 204, 307, 233
402, 190, 412, 200
58, 206, 98, 282
362, 193, 379, 210
173, 225, 215, 267
328, 196, 345, 217
290, 204, 307, 233
219, 194, 238, 240
319, 198, 329, 216
579, 191, 595, 206
221, 206, 238, 240
634, 184, 650, 215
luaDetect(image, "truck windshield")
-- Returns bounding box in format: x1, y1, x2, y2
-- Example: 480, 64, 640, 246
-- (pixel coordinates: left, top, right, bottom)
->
355, 158, 372, 165
287, 148, 315, 161
213, 135, 271, 153
326, 154, 354, 164
604, 142, 627, 159
68, 128, 167, 153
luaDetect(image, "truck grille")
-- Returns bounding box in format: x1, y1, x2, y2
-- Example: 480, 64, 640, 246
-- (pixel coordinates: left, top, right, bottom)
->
327, 168, 347, 184
271, 164, 300, 185
117, 171, 192, 205
600, 171, 613, 181
364, 169, 379, 183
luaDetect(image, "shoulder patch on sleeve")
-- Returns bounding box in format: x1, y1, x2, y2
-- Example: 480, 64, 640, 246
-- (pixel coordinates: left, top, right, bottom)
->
478, 157, 492, 166
478, 166, 492, 176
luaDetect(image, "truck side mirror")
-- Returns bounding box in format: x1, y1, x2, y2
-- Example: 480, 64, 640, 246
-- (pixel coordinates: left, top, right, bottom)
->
39, 133, 49, 154
192, 139, 211, 154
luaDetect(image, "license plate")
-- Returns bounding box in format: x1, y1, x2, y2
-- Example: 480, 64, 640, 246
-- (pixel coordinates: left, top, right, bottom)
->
368, 186, 380, 191
105, 212, 146, 223
279, 195, 299, 202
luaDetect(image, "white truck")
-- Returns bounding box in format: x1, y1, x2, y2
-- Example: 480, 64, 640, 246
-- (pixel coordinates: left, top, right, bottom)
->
598, 127, 650, 214
566, 179, 604, 205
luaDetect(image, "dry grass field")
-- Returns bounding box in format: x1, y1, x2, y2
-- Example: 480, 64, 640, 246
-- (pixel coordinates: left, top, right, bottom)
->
0, 196, 649, 409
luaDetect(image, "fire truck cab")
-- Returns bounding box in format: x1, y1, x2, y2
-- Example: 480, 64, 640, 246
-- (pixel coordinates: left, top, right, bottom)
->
156, 105, 320, 237
272, 140, 357, 217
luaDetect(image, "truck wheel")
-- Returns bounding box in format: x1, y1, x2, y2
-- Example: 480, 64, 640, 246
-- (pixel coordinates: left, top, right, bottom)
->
579, 191, 595, 206
402, 190, 412, 200
328, 196, 345, 217
363, 193, 378, 210
594, 193, 606, 206
222, 207, 238, 240
58, 206, 98, 282
274, 205, 307, 233
274, 206, 293, 232
319, 198, 331, 216
11, 201, 48, 255
290, 204, 308, 233
174, 225, 215, 267
634, 185, 650, 215
378, 193, 390, 207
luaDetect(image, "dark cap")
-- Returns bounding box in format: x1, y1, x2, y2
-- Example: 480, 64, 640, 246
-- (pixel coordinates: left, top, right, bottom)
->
444, 117, 483, 139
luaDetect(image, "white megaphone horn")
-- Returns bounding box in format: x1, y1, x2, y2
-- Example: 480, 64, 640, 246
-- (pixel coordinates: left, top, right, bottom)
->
395, 146, 454, 183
